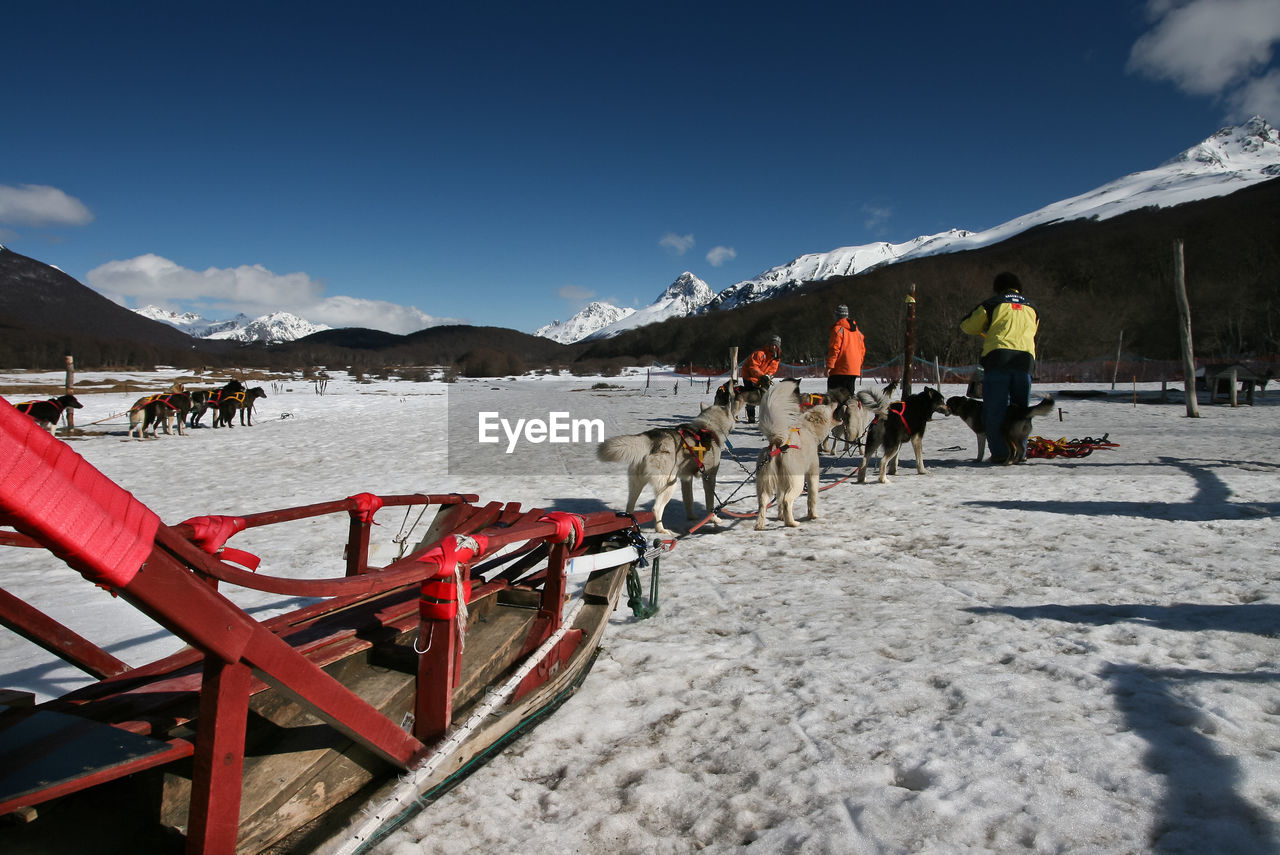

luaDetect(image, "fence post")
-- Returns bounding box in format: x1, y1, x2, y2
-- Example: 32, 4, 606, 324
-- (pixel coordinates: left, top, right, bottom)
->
64, 354, 75, 433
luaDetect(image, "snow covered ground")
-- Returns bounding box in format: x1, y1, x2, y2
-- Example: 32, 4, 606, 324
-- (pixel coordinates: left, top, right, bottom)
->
2, 369, 1278, 854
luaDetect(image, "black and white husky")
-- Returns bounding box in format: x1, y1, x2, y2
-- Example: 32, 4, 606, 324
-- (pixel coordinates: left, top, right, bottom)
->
856, 386, 950, 484
597, 403, 736, 534
754, 380, 838, 530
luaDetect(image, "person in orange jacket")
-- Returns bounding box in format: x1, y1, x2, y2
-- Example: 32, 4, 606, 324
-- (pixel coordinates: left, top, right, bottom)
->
826, 305, 866, 399
739, 335, 781, 423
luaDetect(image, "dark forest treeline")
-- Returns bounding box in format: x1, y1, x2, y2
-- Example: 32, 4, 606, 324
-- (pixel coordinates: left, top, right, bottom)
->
2, 178, 1277, 373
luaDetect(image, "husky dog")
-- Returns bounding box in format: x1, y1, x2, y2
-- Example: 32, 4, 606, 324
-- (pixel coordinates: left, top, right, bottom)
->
597, 403, 736, 534
13, 395, 83, 435
945, 395, 989, 462
754, 379, 838, 530
1002, 396, 1057, 463
713, 375, 771, 421
820, 381, 894, 455
947, 395, 1056, 464
857, 386, 950, 484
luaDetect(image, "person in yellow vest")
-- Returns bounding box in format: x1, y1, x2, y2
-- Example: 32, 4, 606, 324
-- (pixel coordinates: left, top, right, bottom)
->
739, 335, 781, 424
960, 272, 1040, 463
825, 304, 866, 400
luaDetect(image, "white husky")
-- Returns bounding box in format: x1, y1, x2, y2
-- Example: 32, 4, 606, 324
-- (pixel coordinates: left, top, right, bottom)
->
596, 403, 735, 534
754, 380, 838, 530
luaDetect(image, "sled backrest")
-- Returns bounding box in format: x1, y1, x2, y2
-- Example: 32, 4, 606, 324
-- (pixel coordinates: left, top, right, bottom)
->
1, 397, 159, 590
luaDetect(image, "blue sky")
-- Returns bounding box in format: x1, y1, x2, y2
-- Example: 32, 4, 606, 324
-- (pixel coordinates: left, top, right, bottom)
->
2, 1, 1278, 334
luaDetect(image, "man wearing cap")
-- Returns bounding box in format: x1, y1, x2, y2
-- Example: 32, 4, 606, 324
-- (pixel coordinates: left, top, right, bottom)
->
826, 305, 866, 400
739, 335, 781, 424
960, 272, 1040, 463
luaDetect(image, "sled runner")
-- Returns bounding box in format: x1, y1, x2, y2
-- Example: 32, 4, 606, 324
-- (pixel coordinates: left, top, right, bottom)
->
0, 396, 667, 854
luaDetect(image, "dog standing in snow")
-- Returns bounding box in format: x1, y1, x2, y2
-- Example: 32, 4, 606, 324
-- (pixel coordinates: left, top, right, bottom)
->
755, 379, 838, 530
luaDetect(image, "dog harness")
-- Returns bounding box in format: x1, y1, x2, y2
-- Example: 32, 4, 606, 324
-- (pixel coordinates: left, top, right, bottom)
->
768, 427, 802, 457
1026, 434, 1119, 459
870, 401, 911, 434
678, 426, 719, 470
799, 393, 825, 409
14, 399, 67, 417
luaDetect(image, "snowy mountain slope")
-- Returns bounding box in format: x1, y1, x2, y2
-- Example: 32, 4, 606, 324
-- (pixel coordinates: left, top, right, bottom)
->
136, 305, 330, 343
584, 272, 714, 340
704, 230, 973, 312
867, 114, 1280, 267
705, 116, 1279, 312
534, 302, 635, 344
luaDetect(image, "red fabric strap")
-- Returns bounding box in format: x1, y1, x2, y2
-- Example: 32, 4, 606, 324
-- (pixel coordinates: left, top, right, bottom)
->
347, 492, 383, 524
179, 514, 261, 571
417, 534, 487, 620
1, 396, 159, 589
538, 512, 584, 546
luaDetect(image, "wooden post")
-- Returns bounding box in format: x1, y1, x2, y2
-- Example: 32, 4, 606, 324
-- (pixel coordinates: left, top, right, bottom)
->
63, 354, 75, 432
1110, 330, 1123, 390
902, 284, 917, 397
1229, 367, 1238, 407
1173, 240, 1199, 417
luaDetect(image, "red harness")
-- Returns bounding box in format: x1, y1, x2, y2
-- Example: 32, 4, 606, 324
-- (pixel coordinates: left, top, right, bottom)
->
678, 427, 719, 470
871, 401, 911, 433
768, 427, 802, 457
15, 398, 65, 417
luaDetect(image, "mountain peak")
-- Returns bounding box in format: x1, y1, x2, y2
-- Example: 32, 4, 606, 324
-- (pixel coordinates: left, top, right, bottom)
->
661, 271, 714, 302
136, 306, 330, 343
1170, 115, 1279, 171
534, 301, 635, 344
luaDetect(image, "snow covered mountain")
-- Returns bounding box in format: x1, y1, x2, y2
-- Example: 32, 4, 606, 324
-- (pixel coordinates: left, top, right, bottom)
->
706, 116, 1280, 311
136, 305, 331, 343
534, 302, 635, 344
534, 116, 1278, 333
704, 230, 974, 312
583, 272, 714, 341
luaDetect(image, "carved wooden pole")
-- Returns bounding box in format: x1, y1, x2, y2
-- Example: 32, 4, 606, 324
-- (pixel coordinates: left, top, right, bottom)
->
1173, 239, 1199, 418
902, 284, 917, 396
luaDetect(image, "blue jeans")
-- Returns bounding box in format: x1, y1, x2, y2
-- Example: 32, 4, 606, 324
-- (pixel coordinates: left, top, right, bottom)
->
982, 369, 1031, 461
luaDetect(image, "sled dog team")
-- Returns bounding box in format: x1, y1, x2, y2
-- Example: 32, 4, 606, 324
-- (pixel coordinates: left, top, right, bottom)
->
599, 379, 1054, 533
11, 380, 267, 441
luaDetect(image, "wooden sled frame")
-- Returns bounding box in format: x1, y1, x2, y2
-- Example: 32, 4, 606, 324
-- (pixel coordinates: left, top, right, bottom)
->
0, 397, 652, 853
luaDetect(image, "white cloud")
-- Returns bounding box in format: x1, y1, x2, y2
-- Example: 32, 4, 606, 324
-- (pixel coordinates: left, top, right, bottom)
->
1129, 0, 1280, 115
0, 184, 93, 226
558, 284, 594, 301
88, 254, 324, 308
706, 246, 736, 267
1227, 67, 1280, 120
86, 253, 450, 335
305, 295, 453, 334
659, 232, 695, 255
861, 204, 893, 231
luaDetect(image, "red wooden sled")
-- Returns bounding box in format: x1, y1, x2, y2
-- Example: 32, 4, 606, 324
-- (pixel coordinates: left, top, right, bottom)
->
0, 396, 663, 854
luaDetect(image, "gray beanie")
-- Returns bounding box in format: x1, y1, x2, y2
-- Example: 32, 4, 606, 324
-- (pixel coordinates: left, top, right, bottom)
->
835, 305, 849, 318
771, 335, 782, 347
